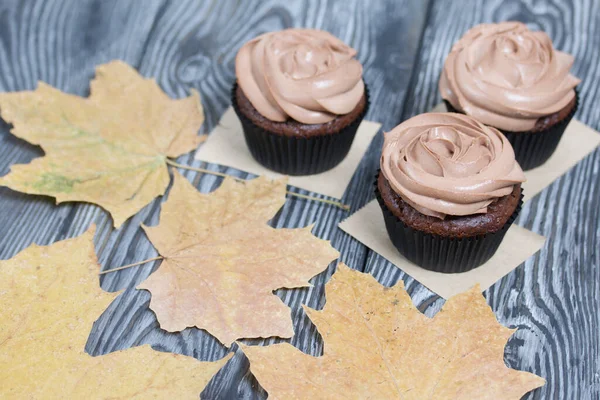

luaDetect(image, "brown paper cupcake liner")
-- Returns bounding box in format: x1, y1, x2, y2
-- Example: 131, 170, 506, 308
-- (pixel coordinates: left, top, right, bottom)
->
374, 174, 523, 273
231, 82, 370, 176
443, 90, 579, 170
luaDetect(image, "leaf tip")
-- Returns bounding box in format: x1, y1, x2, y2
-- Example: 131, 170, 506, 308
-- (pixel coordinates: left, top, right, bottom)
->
220, 351, 235, 365
197, 134, 208, 145
190, 88, 202, 99
84, 222, 98, 238
110, 213, 128, 230
470, 283, 483, 293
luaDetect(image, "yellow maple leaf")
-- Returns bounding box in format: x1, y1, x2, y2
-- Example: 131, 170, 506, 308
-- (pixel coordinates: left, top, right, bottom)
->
138, 171, 339, 346
0, 60, 205, 227
0, 226, 231, 399
241, 263, 546, 400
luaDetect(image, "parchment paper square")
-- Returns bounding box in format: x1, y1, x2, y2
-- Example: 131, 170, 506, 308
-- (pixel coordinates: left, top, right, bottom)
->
431, 103, 600, 202
195, 107, 381, 199
339, 201, 546, 299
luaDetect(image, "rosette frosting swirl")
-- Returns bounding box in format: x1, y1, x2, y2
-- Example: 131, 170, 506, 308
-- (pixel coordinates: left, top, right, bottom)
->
439, 22, 580, 131
235, 28, 364, 124
381, 113, 525, 219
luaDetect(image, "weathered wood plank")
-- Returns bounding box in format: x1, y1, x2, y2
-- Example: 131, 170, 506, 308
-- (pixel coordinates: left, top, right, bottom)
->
122, 1, 432, 398
363, 1, 600, 399
0, 0, 431, 398
0, 0, 166, 254
1, 0, 598, 398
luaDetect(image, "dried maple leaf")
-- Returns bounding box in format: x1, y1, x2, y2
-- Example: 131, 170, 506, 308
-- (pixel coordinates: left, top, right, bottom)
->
138, 171, 339, 346
0, 226, 231, 399
0, 60, 205, 227
241, 263, 545, 400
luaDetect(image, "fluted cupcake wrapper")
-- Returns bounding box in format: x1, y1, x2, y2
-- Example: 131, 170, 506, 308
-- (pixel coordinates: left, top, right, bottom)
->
443, 90, 579, 171
374, 175, 524, 274
231, 82, 370, 176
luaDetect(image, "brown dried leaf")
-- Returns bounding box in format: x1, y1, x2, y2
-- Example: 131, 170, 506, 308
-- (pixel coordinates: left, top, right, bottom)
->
138, 171, 339, 346
0, 60, 204, 227
0, 226, 230, 399
242, 263, 545, 400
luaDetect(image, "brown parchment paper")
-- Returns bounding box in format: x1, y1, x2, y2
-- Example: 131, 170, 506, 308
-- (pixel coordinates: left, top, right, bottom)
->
195, 107, 381, 199
339, 200, 545, 299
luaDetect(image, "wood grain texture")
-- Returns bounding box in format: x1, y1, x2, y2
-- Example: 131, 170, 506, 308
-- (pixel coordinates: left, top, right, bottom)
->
0, 0, 597, 399
0, 0, 430, 399
364, 1, 600, 399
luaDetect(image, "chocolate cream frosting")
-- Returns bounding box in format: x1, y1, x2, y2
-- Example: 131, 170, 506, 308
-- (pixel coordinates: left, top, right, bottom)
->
439, 21, 580, 131
235, 28, 364, 124
381, 113, 525, 219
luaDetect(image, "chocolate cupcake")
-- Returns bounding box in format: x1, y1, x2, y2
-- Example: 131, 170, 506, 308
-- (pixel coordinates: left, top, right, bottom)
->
377, 113, 526, 273
234, 28, 368, 175
439, 22, 580, 170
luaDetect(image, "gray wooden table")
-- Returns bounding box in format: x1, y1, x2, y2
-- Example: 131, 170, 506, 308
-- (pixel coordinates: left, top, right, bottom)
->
0, 1, 598, 399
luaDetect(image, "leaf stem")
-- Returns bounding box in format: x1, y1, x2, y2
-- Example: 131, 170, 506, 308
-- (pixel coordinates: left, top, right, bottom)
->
164, 159, 350, 211
99, 256, 164, 275
166, 159, 234, 181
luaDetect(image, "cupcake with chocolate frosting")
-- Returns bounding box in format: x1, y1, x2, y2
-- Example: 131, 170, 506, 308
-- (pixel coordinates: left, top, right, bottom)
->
440, 22, 580, 170
234, 28, 368, 175
377, 112, 526, 273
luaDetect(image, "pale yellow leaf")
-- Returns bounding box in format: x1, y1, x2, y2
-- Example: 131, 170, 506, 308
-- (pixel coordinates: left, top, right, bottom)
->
0, 60, 204, 227
138, 171, 339, 346
242, 263, 545, 400
0, 226, 230, 399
